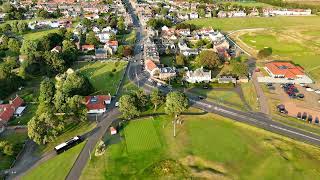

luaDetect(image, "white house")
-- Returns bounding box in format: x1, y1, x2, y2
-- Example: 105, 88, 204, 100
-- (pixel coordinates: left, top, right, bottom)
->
185, 67, 211, 83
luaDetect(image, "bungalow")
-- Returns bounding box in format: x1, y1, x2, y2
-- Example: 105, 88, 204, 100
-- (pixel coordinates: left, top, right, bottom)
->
185, 67, 211, 83
145, 59, 160, 77
51, 46, 62, 53
159, 67, 176, 80
82, 44, 95, 52
104, 40, 118, 53
0, 96, 25, 124
85, 95, 111, 114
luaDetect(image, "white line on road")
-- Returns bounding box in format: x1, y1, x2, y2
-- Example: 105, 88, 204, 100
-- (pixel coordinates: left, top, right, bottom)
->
270, 124, 320, 142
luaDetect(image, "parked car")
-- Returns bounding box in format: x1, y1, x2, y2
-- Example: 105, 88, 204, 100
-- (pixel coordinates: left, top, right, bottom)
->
315, 117, 319, 125
297, 94, 304, 99
306, 88, 314, 92
307, 115, 313, 123
198, 96, 204, 100
302, 112, 307, 120
297, 112, 302, 119
315, 90, 320, 94
115, 102, 119, 107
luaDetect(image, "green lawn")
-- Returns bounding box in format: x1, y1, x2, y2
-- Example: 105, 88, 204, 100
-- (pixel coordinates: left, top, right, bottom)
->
81, 110, 320, 179
189, 88, 246, 110
241, 82, 259, 111
221, 1, 274, 7
124, 118, 161, 153
185, 16, 320, 31
74, 61, 128, 95
0, 131, 28, 171
8, 104, 37, 126
160, 55, 175, 67
23, 29, 60, 41
23, 141, 86, 180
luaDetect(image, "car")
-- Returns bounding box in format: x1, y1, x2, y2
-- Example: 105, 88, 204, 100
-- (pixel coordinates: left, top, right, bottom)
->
157, 82, 162, 87
115, 102, 119, 107
315, 117, 319, 125
307, 115, 313, 123
306, 88, 314, 92
297, 112, 302, 119
302, 112, 307, 120
297, 94, 304, 99
315, 90, 320, 94
198, 96, 204, 100
266, 83, 273, 87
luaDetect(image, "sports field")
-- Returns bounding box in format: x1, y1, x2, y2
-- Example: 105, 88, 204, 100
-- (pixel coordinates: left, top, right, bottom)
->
74, 61, 128, 95
185, 16, 320, 31
80, 109, 320, 179
124, 118, 161, 153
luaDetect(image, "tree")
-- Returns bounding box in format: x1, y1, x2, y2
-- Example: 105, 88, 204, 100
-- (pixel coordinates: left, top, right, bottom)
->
257, 47, 272, 58
232, 62, 248, 77
150, 89, 162, 111
62, 40, 78, 65
67, 95, 87, 122
165, 91, 188, 137
96, 17, 107, 28
135, 89, 149, 110
175, 54, 185, 66
38, 79, 55, 106
43, 51, 66, 75
0, 141, 14, 156
86, 31, 99, 46
27, 112, 63, 144
119, 94, 140, 119
8, 38, 21, 53
20, 40, 38, 55
196, 50, 222, 69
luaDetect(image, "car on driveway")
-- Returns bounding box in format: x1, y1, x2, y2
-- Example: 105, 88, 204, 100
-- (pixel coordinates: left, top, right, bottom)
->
315, 90, 320, 94
306, 88, 314, 92
297, 112, 302, 119
297, 94, 304, 99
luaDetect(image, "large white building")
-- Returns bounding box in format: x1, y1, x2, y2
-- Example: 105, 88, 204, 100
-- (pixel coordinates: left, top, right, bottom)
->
185, 67, 211, 83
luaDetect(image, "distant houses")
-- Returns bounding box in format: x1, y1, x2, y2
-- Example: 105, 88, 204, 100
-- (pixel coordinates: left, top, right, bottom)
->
185, 68, 211, 83
0, 96, 25, 124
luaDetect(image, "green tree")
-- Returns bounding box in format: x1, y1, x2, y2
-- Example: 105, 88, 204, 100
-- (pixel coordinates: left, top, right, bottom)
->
85, 31, 99, 46
27, 112, 63, 145
20, 40, 38, 55
8, 38, 21, 53
67, 95, 87, 121
196, 50, 221, 69
96, 17, 107, 28
257, 47, 272, 59
176, 54, 185, 66
38, 78, 55, 111
119, 94, 140, 119
62, 40, 78, 65
0, 141, 14, 156
150, 89, 162, 111
135, 89, 149, 110
165, 91, 188, 137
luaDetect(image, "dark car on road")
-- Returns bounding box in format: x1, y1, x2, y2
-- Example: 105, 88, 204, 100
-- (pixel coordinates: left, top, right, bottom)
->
297, 112, 302, 119
302, 112, 307, 120
315, 117, 319, 125
307, 115, 313, 123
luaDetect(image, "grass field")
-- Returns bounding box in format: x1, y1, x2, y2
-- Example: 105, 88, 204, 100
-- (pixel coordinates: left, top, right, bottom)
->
241, 82, 259, 111
160, 55, 175, 67
74, 61, 128, 95
124, 118, 161, 153
185, 16, 320, 31
81, 109, 320, 179
23, 29, 60, 41
23, 141, 86, 180
8, 104, 37, 126
221, 1, 274, 7
0, 131, 28, 171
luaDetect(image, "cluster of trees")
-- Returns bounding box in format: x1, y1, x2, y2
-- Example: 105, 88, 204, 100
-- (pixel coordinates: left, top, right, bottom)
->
0, 35, 22, 57
257, 47, 272, 59
19, 29, 79, 78
256, 0, 320, 14
195, 50, 222, 69
0, 60, 23, 99
81, 14, 125, 32
1, 2, 27, 20
0, 21, 29, 34
229, 57, 249, 77
36, 8, 63, 19
28, 73, 92, 145
0, 141, 14, 156
146, 18, 173, 30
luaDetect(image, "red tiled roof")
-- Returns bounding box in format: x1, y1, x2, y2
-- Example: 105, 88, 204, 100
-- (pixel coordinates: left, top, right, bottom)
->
82, 45, 95, 50
0, 96, 24, 123
11, 96, 24, 109
145, 59, 158, 71
265, 62, 304, 78
107, 41, 118, 47
85, 95, 111, 111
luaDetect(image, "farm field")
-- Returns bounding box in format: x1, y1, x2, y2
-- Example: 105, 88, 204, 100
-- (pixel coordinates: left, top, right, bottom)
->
74, 61, 128, 95
80, 109, 320, 179
23, 142, 86, 180
185, 16, 320, 31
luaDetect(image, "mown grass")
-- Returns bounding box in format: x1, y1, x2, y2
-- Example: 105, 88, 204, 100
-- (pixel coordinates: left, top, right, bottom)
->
74, 61, 128, 95
241, 82, 259, 111
23, 141, 86, 180
23, 29, 60, 41
8, 104, 37, 126
81, 108, 320, 179
220, 1, 275, 7
185, 16, 320, 31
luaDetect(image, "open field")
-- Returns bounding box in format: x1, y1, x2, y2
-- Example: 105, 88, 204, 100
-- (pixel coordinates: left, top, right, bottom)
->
0, 131, 28, 171
221, 1, 275, 7
81, 108, 320, 179
185, 16, 320, 31
23, 141, 86, 180
124, 118, 161, 153
23, 29, 60, 41
74, 61, 127, 95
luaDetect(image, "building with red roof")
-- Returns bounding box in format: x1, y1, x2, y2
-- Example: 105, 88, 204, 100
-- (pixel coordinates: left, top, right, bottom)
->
265, 62, 305, 79
85, 95, 111, 114
81, 44, 95, 52
145, 59, 160, 77
0, 96, 25, 124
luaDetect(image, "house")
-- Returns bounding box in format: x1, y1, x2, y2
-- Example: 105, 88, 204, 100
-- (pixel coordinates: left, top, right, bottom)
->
84, 14, 99, 20
104, 40, 118, 53
96, 33, 111, 43
218, 76, 237, 84
51, 46, 62, 53
159, 67, 176, 80
189, 12, 199, 19
185, 67, 211, 83
145, 59, 160, 77
0, 96, 25, 124
82, 44, 95, 52
85, 95, 111, 114
217, 11, 227, 18
258, 61, 313, 84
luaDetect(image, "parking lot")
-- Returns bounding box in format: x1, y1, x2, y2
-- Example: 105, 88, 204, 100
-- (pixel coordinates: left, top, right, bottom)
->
268, 83, 320, 124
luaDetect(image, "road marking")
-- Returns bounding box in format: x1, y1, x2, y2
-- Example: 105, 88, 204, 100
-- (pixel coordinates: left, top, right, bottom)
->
270, 124, 320, 142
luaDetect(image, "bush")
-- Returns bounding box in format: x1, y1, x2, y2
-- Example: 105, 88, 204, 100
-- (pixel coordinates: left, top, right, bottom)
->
257, 47, 272, 58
